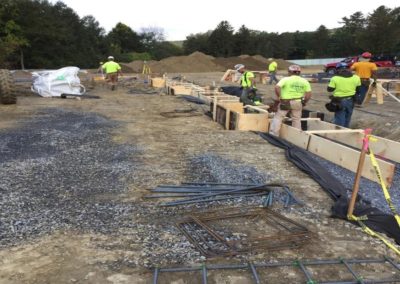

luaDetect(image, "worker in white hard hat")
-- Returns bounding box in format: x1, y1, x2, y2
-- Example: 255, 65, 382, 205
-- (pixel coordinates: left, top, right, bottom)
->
234, 64, 261, 105
102, 56, 123, 91
269, 65, 312, 136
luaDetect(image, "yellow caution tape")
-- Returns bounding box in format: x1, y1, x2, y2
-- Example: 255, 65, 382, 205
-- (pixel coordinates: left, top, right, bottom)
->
347, 134, 400, 256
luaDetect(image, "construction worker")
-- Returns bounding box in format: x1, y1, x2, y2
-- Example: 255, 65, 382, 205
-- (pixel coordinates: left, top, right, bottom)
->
327, 63, 361, 128
269, 65, 312, 136
234, 64, 260, 106
102, 56, 123, 91
268, 60, 279, 85
350, 52, 377, 106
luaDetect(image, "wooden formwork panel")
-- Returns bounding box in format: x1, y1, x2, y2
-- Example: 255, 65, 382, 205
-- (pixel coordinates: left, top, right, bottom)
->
229, 111, 269, 132
151, 78, 166, 88
279, 123, 395, 186
307, 120, 400, 164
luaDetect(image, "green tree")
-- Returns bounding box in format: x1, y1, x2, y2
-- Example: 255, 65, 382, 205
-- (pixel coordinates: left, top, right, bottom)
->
183, 32, 210, 55
208, 21, 234, 57
233, 25, 254, 55
107, 23, 143, 53
311, 25, 330, 57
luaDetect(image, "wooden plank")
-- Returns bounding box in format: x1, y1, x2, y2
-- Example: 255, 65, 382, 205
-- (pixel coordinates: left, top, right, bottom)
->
307, 120, 400, 163
171, 85, 192, 95
218, 102, 244, 114
306, 129, 363, 134
151, 78, 166, 88
244, 105, 270, 113
307, 134, 394, 186
236, 113, 269, 132
280, 124, 310, 149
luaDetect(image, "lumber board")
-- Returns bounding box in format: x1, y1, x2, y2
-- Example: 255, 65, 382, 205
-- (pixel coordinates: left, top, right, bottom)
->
218, 102, 244, 114
235, 112, 269, 132
244, 105, 270, 113
280, 124, 310, 149
306, 129, 363, 134
307, 134, 394, 186
151, 78, 166, 88
307, 120, 400, 163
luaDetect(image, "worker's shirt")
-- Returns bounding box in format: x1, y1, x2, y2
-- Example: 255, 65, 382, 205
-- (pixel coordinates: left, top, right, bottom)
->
328, 75, 361, 97
350, 62, 377, 79
268, 61, 278, 72
277, 75, 311, 100
240, 71, 255, 88
102, 61, 121, 74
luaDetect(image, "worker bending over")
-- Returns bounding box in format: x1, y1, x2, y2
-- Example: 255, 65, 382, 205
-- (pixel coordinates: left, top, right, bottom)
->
350, 52, 377, 106
102, 56, 123, 91
326, 63, 361, 128
269, 65, 312, 136
235, 64, 261, 106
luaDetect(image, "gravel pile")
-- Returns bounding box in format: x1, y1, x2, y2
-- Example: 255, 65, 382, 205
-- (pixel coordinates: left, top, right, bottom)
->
0, 109, 139, 247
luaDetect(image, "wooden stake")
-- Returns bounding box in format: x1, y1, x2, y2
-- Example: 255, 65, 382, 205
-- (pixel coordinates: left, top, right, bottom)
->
347, 129, 372, 218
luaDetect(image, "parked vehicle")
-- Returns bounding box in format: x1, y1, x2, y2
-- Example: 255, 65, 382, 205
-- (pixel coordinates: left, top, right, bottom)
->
324, 55, 395, 74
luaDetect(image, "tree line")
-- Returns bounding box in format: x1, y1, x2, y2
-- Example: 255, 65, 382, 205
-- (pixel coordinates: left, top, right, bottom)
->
0, 0, 399, 69
184, 6, 400, 59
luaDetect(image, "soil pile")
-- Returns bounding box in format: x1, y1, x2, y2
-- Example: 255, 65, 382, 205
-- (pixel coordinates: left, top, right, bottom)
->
126, 52, 293, 73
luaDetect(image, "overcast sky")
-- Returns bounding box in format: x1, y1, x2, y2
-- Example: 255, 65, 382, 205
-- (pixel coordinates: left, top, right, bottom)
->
50, 0, 399, 40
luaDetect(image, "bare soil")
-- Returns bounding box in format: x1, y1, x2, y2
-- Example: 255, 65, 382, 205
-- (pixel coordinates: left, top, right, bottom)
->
0, 75, 399, 284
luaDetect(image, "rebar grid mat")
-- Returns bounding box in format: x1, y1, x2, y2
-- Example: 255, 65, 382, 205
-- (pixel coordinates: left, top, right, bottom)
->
152, 256, 400, 284
176, 207, 311, 257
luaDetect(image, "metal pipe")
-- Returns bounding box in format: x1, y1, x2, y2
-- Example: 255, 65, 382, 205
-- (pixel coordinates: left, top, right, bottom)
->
161, 192, 268, 206
202, 264, 208, 284
296, 261, 314, 282
163, 184, 270, 204
248, 262, 261, 284
341, 259, 364, 284
153, 268, 159, 284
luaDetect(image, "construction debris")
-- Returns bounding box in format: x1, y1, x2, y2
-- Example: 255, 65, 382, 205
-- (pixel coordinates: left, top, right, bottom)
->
175, 207, 311, 257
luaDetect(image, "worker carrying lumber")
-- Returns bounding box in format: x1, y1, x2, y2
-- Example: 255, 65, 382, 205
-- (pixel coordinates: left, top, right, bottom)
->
350, 52, 377, 106
269, 65, 312, 136
268, 59, 279, 85
326, 63, 361, 128
102, 56, 123, 91
234, 64, 262, 106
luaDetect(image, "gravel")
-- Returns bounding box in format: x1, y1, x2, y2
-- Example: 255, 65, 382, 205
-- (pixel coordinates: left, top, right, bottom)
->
0, 108, 139, 247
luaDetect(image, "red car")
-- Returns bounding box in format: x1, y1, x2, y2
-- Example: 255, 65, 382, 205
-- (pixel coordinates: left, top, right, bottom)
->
324, 55, 395, 74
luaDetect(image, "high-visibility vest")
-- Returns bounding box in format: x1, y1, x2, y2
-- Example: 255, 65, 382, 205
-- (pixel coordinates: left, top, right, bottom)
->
241, 71, 254, 88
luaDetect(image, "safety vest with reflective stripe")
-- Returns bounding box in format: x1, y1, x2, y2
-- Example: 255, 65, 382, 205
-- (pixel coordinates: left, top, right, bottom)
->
241, 71, 254, 88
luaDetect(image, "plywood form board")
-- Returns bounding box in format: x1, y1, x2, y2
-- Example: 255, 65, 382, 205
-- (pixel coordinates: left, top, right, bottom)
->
306, 120, 400, 163
151, 78, 166, 88
236, 113, 269, 132
280, 124, 311, 149
307, 134, 394, 186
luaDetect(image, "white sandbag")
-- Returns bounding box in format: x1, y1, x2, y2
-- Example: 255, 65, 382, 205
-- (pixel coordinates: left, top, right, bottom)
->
31, 67, 85, 97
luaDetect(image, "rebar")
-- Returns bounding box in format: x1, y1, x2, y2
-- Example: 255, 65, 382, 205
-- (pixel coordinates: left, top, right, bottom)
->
152, 258, 400, 284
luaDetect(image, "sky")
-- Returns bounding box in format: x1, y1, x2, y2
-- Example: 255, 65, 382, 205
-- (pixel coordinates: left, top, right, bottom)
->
50, 0, 399, 41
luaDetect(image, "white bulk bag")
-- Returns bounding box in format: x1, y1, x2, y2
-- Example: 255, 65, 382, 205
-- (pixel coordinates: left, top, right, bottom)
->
31, 66, 85, 97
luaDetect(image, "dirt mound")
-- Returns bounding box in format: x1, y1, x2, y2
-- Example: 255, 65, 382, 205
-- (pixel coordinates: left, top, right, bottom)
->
125, 52, 293, 73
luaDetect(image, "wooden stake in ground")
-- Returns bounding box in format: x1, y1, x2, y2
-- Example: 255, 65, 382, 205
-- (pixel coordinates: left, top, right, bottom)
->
347, 129, 372, 219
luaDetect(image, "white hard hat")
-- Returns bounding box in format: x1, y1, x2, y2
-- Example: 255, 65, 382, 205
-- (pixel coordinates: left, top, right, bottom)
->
234, 64, 245, 71
288, 65, 301, 72
108, 56, 114, 60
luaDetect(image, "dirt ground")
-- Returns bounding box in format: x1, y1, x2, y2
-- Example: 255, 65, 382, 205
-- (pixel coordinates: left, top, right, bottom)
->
0, 74, 399, 284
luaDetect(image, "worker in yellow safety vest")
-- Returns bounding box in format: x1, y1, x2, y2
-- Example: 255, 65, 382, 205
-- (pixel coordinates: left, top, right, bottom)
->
102, 56, 123, 91
269, 65, 312, 136
235, 64, 261, 105
268, 60, 278, 85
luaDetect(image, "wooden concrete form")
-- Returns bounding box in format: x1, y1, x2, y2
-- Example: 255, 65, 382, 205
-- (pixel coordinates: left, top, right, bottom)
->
229, 111, 269, 132
151, 78, 166, 88
306, 120, 400, 164
221, 69, 269, 84
279, 123, 395, 186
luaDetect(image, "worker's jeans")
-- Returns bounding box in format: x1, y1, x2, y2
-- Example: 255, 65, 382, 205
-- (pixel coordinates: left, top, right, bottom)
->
355, 80, 370, 104
269, 71, 278, 85
240, 88, 255, 105
269, 100, 302, 136
334, 98, 354, 128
